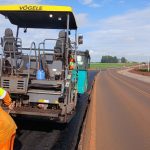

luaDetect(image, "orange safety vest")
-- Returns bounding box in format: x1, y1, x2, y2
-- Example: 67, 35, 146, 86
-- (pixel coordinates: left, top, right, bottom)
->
0, 88, 17, 145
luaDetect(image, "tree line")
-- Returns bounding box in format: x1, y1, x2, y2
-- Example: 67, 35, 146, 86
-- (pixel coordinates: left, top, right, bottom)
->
101, 56, 127, 63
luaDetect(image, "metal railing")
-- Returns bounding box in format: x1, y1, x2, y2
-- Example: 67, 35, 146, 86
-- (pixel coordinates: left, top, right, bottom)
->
27, 42, 38, 82
0, 37, 23, 75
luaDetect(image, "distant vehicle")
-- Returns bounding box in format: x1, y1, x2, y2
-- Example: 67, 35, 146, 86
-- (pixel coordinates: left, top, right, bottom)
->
0, 4, 89, 123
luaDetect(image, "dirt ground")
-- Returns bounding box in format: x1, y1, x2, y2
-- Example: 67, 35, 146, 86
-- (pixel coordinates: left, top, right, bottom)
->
81, 69, 150, 150
129, 68, 150, 76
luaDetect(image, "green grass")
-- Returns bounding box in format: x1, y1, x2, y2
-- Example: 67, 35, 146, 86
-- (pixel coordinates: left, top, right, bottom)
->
139, 68, 150, 72
90, 63, 137, 69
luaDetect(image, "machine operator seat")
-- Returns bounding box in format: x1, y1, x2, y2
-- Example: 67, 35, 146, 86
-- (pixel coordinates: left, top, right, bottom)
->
2, 28, 21, 57
54, 30, 71, 59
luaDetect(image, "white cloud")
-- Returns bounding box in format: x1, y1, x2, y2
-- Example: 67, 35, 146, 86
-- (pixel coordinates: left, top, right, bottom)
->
75, 13, 89, 28
0, 0, 41, 4
80, 0, 100, 8
83, 0, 93, 5
80, 7, 150, 61
119, 0, 125, 4
89, 3, 101, 8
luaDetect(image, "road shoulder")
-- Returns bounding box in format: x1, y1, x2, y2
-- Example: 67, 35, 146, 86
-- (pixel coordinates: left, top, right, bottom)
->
118, 68, 150, 83
78, 73, 99, 150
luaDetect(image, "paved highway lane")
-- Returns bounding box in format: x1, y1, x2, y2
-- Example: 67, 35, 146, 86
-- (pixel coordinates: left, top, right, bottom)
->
95, 70, 150, 150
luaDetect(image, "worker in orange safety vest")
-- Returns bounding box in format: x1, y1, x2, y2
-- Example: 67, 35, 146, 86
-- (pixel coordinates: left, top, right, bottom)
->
0, 88, 17, 150
69, 54, 75, 70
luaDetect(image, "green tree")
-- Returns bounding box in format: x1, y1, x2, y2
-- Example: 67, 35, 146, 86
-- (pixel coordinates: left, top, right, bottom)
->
121, 57, 127, 63
101, 55, 119, 63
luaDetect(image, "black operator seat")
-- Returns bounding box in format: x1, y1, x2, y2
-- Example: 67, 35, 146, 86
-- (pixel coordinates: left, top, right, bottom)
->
54, 30, 71, 56
54, 30, 66, 54
2, 28, 21, 57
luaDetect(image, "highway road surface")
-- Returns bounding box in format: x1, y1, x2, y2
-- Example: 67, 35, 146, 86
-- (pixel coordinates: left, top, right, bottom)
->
95, 69, 150, 150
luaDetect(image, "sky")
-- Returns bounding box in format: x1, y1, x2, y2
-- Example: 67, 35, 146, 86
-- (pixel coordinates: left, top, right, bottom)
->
0, 0, 150, 62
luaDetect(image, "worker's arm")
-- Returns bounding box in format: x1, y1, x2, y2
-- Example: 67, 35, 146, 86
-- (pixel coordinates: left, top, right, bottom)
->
0, 88, 14, 109
3, 92, 12, 106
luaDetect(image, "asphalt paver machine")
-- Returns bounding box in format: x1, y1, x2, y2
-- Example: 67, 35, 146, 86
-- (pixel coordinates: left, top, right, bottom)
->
0, 4, 85, 123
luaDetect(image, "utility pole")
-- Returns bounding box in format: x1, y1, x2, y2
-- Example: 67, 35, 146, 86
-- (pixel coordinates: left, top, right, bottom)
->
148, 56, 150, 72
138, 56, 141, 70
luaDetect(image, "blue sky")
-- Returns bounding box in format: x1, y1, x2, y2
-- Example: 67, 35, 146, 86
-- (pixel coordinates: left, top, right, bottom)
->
0, 0, 150, 61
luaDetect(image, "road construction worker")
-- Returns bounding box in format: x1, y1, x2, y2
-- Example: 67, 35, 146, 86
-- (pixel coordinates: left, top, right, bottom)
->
0, 88, 17, 150
69, 54, 75, 70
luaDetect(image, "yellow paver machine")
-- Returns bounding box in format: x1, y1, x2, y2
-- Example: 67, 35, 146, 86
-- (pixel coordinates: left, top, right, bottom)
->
0, 4, 88, 123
